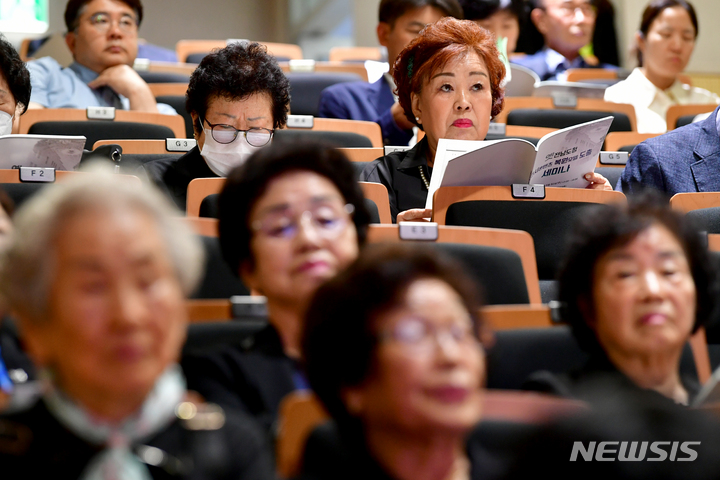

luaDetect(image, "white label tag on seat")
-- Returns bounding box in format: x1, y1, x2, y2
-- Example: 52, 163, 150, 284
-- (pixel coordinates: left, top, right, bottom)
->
87, 106, 115, 120
399, 222, 439, 241
512, 184, 545, 199
287, 115, 314, 128
166, 138, 197, 152
551, 92, 577, 108
598, 151, 628, 165
20, 167, 55, 183
487, 123, 506, 135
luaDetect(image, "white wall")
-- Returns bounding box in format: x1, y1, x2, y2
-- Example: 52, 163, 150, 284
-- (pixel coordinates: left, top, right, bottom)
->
38, 0, 720, 73
43, 0, 282, 52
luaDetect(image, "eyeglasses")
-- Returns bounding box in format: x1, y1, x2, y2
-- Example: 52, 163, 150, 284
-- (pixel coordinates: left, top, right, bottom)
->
251, 203, 355, 240
544, 2, 596, 18
84, 12, 138, 34
201, 117, 274, 147
378, 316, 480, 355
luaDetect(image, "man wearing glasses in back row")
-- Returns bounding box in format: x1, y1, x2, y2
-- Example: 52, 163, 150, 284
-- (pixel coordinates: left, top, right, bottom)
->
27, 0, 175, 114
511, 0, 615, 81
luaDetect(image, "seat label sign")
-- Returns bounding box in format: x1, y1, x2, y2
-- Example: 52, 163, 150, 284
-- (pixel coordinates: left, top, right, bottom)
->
512, 184, 545, 199
19, 167, 55, 183
87, 107, 116, 120
166, 138, 196, 152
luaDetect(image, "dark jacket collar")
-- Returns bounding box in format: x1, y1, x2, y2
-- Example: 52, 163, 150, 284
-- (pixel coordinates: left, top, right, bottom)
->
397, 136, 429, 172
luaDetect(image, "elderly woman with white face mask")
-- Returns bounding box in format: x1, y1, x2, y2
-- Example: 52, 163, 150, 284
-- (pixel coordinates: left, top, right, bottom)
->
0, 174, 276, 479
0, 35, 31, 136
141, 41, 290, 211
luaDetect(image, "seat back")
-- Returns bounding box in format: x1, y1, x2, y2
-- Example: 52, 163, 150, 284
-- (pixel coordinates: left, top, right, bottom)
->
148, 83, 189, 97
282, 117, 382, 147
137, 71, 190, 84
28, 121, 174, 150
154, 95, 194, 138
190, 235, 249, 299
274, 129, 374, 148
564, 68, 618, 83
368, 224, 541, 304
495, 97, 637, 132
93, 139, 196, 154
328, 46, 383, 62
176, 39, 302, 63
595, 166, 623, 189
187, 177, 224, 217
286, 72, 364, 116
433, 186, 625, 280
670, 192, 720, 213
603, 131, 659, 153
358, 182, 392, 224
666, 104, 717, 130
336, 147, 383, 163
684, 207, 720, 234
20, 109, 186, 149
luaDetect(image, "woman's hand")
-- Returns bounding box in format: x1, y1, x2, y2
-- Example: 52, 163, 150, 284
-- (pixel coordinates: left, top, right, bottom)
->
397, 208, 432, 223
584, 172, 614, 191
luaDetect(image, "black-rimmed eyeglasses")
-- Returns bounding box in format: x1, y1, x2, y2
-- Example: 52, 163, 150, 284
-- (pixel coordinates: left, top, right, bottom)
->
201, 117, 274, 147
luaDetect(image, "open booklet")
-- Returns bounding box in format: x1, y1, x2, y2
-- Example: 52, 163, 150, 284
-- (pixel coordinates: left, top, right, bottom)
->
425, 116, 614, 209
0, 134, 86, 171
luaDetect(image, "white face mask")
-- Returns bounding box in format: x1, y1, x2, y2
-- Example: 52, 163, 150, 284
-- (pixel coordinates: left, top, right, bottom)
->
0, 111, 14, 137
200, 128, 265, 176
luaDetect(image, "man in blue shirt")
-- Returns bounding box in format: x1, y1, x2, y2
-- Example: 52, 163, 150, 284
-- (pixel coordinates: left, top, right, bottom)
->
512, 0, 610, 81
28, 0, 174, 114
317, 0, 462, 146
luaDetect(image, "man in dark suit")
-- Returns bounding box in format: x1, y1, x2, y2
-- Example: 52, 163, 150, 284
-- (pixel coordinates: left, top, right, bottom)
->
512, 0, 610, 81
317, 0, 462, 146
619, 106, 720, 196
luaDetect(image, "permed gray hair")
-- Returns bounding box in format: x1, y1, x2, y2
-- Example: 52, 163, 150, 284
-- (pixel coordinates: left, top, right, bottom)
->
0, 172, 204, 323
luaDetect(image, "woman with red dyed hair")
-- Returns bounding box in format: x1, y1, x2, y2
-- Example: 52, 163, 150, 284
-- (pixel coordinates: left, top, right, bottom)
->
360, 16, 610, 222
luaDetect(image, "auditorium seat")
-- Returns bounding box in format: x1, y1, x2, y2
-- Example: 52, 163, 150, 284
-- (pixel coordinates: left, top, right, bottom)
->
432, 186, 625, 301
594, 167, 622, 189
494, 97, 637, 132
286, 72, 364, 116
19, 108, 187, 150
154, 95, 194, 138
666, 104, 717, 130
328, 46, 383, 62
280, 117, 383, 147
176, 39, 303, 64
603, 132, 659, 154
368, 224, 541, 304
190, 235, 249, 299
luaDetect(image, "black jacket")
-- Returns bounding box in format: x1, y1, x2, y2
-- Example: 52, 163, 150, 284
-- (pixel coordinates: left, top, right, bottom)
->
300, 421, 506, 480
139, 146, 217, 211
181, 324, 300, 436
0, 396, 275, 480
359, 137, 431, 220
523, 352, 701, 406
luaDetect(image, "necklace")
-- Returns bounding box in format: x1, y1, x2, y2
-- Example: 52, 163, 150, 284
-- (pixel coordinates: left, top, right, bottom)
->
418, 166, 429, 190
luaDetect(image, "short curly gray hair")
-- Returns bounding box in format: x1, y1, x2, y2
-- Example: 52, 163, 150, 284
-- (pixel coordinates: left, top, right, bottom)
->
0, 172, 204, 323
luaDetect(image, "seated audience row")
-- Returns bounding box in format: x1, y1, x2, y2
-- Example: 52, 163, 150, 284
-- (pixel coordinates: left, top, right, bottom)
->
2, 139, 720, 478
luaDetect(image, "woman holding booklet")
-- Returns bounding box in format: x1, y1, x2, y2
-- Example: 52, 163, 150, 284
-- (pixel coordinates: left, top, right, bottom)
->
360, 17, 612, 223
